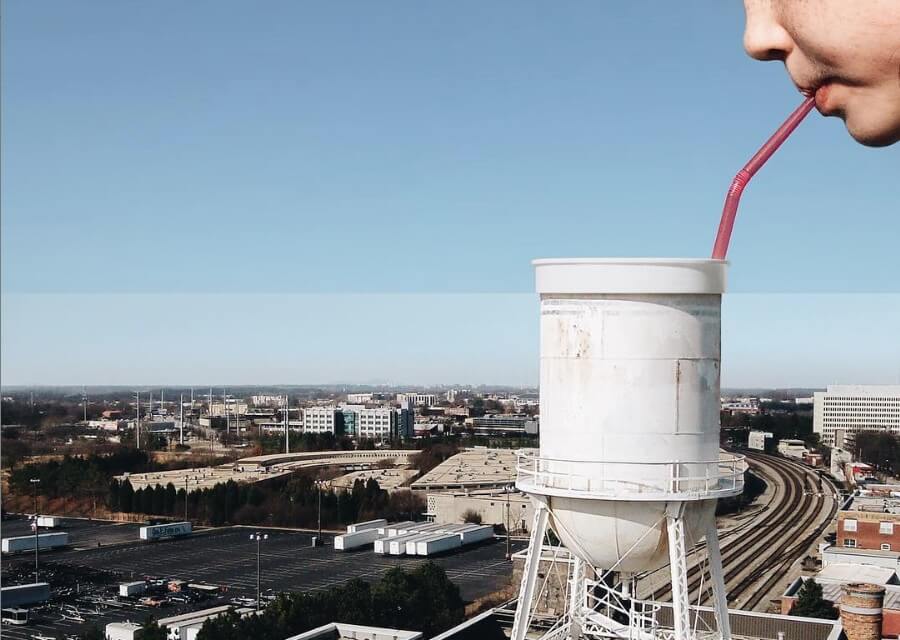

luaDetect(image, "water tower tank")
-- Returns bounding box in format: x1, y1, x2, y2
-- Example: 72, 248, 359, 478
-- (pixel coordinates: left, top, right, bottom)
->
516, 258, 743, 573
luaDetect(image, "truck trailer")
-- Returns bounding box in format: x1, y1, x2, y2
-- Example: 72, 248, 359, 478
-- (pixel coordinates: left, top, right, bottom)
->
334, 528, 380, 551
377, 521, 416, 537
36, 516, 61, 528
387, 533, 423, 556
346, 519, 387, 533
373, 536, 393, 554
119, 581, 148, 598
397, 522, 444, 536
0, 582, 51, 608
457, 524, 495, 545
2, 532, 69, 554
139, 521, 192, 541
415, 532, 462, 556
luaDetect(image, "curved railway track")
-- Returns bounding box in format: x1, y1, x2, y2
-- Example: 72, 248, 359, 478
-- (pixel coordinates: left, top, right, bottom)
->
644, 452, 837, 610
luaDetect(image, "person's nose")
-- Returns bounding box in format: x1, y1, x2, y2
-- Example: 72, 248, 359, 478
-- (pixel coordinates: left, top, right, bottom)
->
743, 0, 793, 62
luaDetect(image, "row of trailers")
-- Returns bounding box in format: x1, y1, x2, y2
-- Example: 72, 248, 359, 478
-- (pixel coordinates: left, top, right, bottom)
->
334, 519, 494, 557
1, 522, 192, 555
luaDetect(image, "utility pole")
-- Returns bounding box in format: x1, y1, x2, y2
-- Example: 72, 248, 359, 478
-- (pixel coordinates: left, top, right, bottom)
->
136, 391, 141, 449
284, 395, 290, 455
30, 478, 40, 582
82, 387, 87, 422
250, 533, 268, 610
180, 393, 184, 446
184, 477, 189, 523
224, 389, 229, 439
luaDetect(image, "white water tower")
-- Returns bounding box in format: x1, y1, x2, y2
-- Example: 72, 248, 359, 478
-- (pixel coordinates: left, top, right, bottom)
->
512, 258, 744, 640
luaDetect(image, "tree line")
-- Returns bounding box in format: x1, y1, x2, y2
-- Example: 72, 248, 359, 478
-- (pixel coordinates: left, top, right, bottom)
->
108, 475, 424, 529
854, 430, 900, 474
197, 563, 465, 639
8, 450, 152, 500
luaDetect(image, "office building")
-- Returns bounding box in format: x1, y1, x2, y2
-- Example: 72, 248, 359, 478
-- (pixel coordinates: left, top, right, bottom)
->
470, 414, 539, 436
302, 407, 343, 435
396, 393, 437, 407
813, 385, 900, 447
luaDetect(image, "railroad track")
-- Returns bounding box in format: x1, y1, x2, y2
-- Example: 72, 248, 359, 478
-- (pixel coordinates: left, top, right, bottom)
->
734, 458, 838, 609
643, 452, 836, 609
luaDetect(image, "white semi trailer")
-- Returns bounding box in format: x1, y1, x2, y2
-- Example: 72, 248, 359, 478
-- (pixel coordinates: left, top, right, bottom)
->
397, 522, 444, 536
346, 519, 387, 533
377, 521, 416, 537
457, 525, 495, 545
381, 533, 419, 556
414, 533, 462, 556
36, 516, 61, 528
334, 528, 380, 551
118, 581, 148, 598
139, 522, 192, 541
2, 532, 69, 554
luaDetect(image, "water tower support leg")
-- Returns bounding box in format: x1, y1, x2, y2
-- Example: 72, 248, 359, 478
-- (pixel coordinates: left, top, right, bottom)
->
511, 501, 550, 640
666, 504, 692, 640
567, 553, 585, 639
705, 518, 732, 640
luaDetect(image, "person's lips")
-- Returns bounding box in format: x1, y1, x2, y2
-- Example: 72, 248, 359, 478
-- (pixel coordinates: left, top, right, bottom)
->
797, 77, 840, 115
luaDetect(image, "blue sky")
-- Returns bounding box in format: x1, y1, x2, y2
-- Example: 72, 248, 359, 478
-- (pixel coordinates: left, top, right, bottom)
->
2, 2, 898, 386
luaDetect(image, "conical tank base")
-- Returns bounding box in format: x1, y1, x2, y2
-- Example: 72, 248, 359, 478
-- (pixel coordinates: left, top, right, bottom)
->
546, 496, 716, 573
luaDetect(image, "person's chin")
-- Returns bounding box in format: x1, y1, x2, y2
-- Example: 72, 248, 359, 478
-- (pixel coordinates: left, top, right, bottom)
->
840, 93, 900, 147
845, 114, 900, 147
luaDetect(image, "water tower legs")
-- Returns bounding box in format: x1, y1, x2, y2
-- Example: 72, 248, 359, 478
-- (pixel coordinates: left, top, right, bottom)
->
567, 554, 586, 638
511, 501, 550, 640
706, 518, 732, 640
665, 503, 693, 640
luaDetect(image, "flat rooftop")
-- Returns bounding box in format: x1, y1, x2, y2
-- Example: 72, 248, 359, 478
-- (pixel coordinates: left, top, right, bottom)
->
411, 448, 516, 491
330, 468, 418, 491
121, 450, 417, 491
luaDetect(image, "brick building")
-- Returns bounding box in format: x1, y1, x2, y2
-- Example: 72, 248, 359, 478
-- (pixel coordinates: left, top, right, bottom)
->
838, 510, 900, 552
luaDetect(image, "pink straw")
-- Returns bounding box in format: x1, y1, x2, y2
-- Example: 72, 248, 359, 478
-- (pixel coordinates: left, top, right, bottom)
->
711, 96, 815, 259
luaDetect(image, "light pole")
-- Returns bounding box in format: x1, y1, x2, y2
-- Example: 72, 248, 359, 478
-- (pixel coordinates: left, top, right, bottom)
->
315, 480, 324, 544
505, 484, 513, 561
30, 478, 40, 582
250, 532, 268, 610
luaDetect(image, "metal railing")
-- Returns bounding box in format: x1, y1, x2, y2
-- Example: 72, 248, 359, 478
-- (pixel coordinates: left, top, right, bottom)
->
515, 450, 745, 501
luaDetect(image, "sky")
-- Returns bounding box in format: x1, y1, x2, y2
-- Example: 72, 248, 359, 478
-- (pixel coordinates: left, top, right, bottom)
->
2, 2, 898, 387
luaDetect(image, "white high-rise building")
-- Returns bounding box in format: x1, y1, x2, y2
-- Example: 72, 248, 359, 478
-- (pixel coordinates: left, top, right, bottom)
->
813, 385, 900, 447
302, 406, 342, 434
396, 393, 437, 407
355, 408, 396, 440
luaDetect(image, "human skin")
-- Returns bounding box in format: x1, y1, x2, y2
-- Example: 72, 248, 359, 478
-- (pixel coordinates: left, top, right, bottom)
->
743, 0, 900, 147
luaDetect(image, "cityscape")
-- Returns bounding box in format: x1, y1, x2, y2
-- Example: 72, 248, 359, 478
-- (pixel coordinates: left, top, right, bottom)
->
4, 3, 900, 640
2, 384, 900, 639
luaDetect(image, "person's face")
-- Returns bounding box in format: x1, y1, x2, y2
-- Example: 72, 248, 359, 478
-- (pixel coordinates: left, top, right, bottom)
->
744, 0, 900, 147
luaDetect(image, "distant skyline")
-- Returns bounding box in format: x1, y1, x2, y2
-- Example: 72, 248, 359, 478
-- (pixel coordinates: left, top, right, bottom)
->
2, 3, 898, 385
2, 293, 898, 388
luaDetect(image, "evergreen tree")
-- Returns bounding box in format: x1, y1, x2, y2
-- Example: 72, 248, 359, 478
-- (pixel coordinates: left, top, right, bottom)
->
152, 485, 166, 514
120, 479, 134, 512
164, 482, 177, 515
790, 580, 838, 619
142, 616, 168, 640
108, 479, 121, 512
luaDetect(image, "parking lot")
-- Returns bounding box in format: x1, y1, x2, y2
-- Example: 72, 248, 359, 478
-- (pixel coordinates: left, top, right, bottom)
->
2, 518, 523, 639
2, 515, 145, 550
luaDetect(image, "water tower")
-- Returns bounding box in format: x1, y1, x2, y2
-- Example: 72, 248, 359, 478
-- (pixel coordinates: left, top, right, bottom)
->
512, 258, 744, 640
